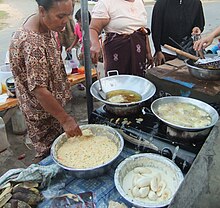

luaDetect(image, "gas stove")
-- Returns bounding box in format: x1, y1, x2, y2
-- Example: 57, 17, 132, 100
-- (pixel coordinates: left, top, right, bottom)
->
89, 100, 219, 174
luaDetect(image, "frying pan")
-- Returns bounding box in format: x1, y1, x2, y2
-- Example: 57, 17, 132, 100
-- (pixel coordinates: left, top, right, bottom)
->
90, 73, 156, 116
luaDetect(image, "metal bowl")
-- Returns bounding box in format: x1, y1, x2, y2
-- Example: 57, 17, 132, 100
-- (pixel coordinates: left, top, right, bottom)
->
151, 96, 219, 131
185, 59, 220, 80
90, 74, 156, 116
90, 74, 156, 105
114, 153, 184, 208
51, 124, 124, 178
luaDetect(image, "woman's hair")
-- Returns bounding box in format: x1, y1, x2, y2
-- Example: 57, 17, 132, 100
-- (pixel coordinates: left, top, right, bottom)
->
75, 9, 91, 24
35, 0, 69, 11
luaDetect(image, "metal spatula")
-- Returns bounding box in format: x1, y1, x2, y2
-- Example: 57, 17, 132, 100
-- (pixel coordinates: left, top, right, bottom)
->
164, 44, 220, 69
94, 64, 107, 100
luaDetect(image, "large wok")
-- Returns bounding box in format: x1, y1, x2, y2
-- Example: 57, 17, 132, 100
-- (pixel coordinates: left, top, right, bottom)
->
90, 73, 156, 116
185, 58, 220, 81
151, 96, 219, 131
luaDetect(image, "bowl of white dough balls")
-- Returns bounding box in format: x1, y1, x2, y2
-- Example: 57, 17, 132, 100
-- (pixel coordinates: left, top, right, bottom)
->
114, 153, 184, 208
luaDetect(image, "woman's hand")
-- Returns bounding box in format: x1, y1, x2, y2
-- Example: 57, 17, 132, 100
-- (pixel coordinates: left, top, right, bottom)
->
154, 51, 165, 66
193, 36, 214, 51
193, 35, 215, 51
146, 53, 154, 68
62, 115, 82, 138
194, 26, 220, 51
90, 42, 101, 64
33, 87, 82, 138
66, 47, 72, 53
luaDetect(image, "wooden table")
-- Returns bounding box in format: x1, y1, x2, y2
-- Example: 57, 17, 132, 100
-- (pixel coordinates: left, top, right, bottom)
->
0, 97, 18, 112
0, 70, 97, 150
145, 58, 220, 104
0, 69, 97, 115
0, 97, 18, 151
67, 68, 97, 86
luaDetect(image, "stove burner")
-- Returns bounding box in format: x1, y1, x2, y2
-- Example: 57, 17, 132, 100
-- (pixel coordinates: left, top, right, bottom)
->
89, 104, 211, 174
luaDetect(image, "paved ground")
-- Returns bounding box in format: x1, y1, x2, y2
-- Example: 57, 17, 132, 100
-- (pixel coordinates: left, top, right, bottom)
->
0, 0, 220, 176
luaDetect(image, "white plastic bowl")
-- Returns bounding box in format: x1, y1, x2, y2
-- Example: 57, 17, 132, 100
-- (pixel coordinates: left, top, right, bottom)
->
114, 153, 184, 208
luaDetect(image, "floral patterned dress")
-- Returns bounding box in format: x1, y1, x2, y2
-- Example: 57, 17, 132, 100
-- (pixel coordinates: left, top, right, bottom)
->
9, 28, 71, 157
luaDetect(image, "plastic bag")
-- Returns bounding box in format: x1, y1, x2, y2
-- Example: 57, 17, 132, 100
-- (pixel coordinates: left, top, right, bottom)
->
50, 192, 95, 208
39, 182, 95, 208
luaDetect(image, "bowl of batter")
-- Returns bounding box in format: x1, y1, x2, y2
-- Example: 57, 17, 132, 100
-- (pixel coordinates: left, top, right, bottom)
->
51, 124, 124, 178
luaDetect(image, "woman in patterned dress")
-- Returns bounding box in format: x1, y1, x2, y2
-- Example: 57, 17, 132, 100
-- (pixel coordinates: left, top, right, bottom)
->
9, 0, 82, 161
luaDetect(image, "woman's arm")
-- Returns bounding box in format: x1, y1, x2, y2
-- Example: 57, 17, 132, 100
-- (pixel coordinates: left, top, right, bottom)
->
89, 18, 109, 63
33, 87, 82, 137
66, 36, 79, 52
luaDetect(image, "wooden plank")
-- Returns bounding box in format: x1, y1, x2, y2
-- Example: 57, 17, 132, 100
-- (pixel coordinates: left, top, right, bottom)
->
0, 97, 18, 111
68, 68, 97, 86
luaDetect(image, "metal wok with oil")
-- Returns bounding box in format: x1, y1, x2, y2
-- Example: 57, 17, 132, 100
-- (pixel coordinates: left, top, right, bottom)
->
151, 96, 219, 132
90, 73, 156, 116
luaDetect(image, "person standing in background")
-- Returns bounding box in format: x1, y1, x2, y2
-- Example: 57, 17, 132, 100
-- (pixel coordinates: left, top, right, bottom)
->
151, 0, 205, 66
89, 0, 154, 77
66, 9, 92, 91
66, 9, 92, 65
58, 0, 76, 60
9, 0, 82, 162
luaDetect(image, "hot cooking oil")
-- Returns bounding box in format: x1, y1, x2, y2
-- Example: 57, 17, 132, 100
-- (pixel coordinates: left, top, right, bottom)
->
106, 89, 142, 103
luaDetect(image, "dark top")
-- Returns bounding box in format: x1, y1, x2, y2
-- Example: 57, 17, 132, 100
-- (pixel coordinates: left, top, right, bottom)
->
151, 0, 205, 52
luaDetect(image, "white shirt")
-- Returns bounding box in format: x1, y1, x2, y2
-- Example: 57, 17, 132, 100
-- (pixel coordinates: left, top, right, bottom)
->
92, 0, 148, 34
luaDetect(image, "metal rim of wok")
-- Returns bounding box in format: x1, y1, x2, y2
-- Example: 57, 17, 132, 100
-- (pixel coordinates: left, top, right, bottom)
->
114, 153, 184, 208
90, 74, 156, 107
151, 96, 219, 131
185, 59, 220, 81
51, 124, 124, 178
